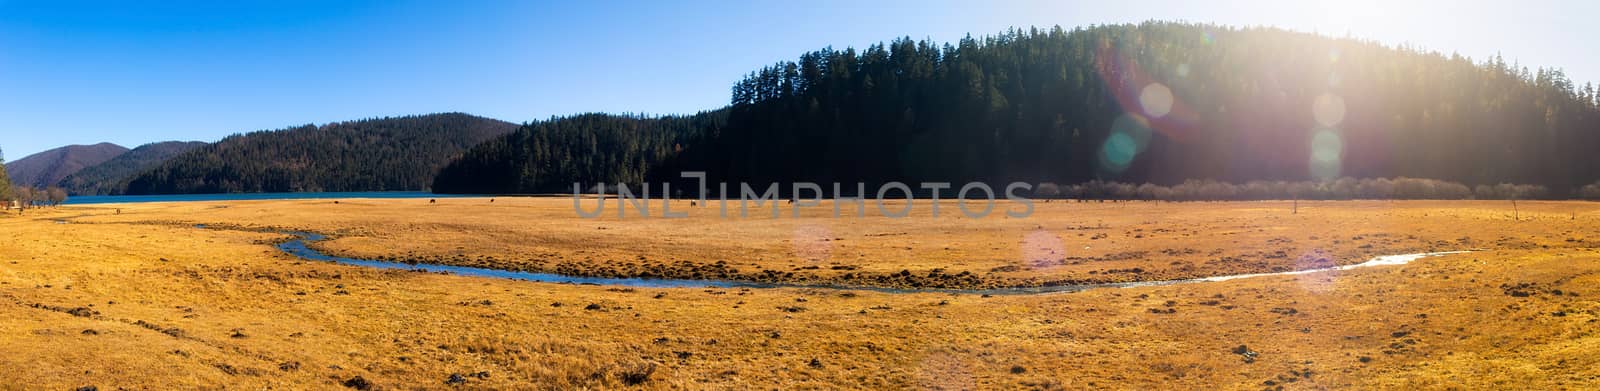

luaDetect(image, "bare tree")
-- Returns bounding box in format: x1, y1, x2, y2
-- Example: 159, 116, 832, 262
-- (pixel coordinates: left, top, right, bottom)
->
1501, 184, 1523, 222
1035, 183, 1061, 199
29, 187, 47, 209
1583, 182, 1600, 200
14, 186, 35, 210
46, 187, 68, 207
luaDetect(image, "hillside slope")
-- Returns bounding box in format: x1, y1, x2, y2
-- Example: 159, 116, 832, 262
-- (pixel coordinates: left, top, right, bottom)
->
3, 143, 129, 188
435, 22, 1600, 195
125, 113, 516, 194
431, 111, 727, 194
58, 141, 207, 195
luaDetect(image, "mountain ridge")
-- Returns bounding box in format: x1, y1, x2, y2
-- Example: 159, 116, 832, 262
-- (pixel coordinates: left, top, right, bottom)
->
4, 143, 129, 189
58, 141, 208, 195
125, 112, 517, 194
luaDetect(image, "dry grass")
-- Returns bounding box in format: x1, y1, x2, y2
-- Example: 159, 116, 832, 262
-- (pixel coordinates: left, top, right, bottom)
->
59, 198, 1600, 289
0, 199, 1597, 389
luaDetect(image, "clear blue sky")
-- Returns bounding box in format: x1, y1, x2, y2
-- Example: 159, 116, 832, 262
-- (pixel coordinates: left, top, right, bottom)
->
2, 0, 1593, 160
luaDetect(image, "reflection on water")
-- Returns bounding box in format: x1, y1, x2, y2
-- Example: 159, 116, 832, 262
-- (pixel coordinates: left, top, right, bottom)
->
1196, 251, 1470, 282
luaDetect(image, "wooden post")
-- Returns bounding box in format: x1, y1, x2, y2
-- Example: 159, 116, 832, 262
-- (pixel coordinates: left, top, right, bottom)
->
1512, 199, 1518, 222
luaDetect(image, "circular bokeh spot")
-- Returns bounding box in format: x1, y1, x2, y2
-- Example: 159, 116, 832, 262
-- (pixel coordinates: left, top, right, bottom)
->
1110, 114, 1154, 153
1310, 129, 1343, 180
1139, 83, 1174, 118
1099, 132, 1138, 173
1313, 94, 1346, 127
791, 224, 833, 263
1020, 229, 1066, 269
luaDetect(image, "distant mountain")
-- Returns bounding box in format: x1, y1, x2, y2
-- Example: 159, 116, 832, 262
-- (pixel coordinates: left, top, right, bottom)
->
4, 143, 129, 188
58, 141, 207, 195
125, 113, 517, 194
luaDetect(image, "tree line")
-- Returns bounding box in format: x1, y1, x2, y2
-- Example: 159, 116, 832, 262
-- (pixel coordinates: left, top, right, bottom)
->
0, 147, 69, 210
6, 186, 69, 209
435, 22, 1600, 198
124, 113, 516, 194
1584, 183, 1600, 200
681, 22, 1600, 189
1037, 177, 1557, 201
59, 141, 206, 195
431, 112, 727, 194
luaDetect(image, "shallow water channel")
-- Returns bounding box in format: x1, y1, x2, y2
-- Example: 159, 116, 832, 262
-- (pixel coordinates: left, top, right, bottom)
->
271, 230, 1470, 295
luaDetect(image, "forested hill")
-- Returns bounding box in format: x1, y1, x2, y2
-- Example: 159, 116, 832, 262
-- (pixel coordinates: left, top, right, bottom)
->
59, 141, 206, 195
431, 112, 726, 194
3, 143, 129, 188
434, 22, 1600, 195
125, 113, 516, 194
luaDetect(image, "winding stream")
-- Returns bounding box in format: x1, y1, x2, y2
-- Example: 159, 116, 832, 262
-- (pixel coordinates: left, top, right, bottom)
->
272, 230, 1471, 295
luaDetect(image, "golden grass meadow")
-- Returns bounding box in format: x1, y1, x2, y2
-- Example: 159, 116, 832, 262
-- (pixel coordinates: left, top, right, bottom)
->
2, 198, 1598, 389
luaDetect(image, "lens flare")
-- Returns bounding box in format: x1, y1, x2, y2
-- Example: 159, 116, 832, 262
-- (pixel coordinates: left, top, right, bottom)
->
1310, 129, 1343, 180
1099, 132, 1138, 173
1292, 249, 1339, 293
1313, 94, 1346, 127
1020, 229, 1066, 269
1111, 114, 1154, 153
1095, 41, 1198, 142
791, 224, 833, 263
1139, 83, 1174, 118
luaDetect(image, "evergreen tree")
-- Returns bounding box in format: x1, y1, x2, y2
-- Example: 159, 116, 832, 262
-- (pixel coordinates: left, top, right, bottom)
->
0, 146, 13, 206
432, 111, 727, 194
435, 22, 1600, 195
126, 113, 516, 194
59, 141, 206, 195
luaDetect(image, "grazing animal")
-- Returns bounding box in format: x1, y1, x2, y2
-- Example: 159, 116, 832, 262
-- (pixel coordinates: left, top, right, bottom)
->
430, 199, 437, 204
490, 199, 495, 203
690, 200, 698, 207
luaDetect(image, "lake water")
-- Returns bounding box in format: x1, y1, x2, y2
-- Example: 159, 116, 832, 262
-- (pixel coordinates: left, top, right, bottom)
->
63, 191, 467, 205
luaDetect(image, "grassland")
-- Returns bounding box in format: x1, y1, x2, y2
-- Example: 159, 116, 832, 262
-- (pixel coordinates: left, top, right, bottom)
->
1, 199, 1598, 389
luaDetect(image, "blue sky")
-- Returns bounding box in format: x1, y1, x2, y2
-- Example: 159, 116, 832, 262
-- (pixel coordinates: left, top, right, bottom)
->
1, 0, 1594, 160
